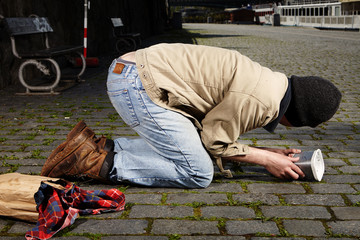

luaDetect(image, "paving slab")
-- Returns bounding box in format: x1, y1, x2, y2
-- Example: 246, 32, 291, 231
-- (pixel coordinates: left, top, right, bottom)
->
232, 193, 280, 205
328, 221, 360, 236
247, 183, 306, 194
226, 220, 279, 235
283, 220, 327, 236
283, 194, 346, 206
166, 192, 229, 204
151, 219, 219, 235
261, 206, 331, 219
71, 219, 148, 234
309, 183, 357, 193
129, 205, 194, 218
201, 206, 255, 219
331, 207, 360, 220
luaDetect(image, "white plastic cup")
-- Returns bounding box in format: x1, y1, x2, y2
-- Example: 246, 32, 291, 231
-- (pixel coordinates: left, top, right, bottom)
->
294, 149, 324, 181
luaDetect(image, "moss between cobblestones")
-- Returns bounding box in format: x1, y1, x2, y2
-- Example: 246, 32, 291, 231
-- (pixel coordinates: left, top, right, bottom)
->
42, 138, 56, 146
217, 218, 227, 235
301, 183, 314, 194
1, 160, 20, 173
145, 219, 154, 234
8, 129, 21, 135
116, 203, 133, 219
0, 154, 18, 161
168, 234, 181, 240
161, 193, 168, 204
277, 195, 290, 206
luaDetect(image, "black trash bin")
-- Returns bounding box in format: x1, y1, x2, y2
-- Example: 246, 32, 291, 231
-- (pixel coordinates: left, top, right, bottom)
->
273, 13, 280, 26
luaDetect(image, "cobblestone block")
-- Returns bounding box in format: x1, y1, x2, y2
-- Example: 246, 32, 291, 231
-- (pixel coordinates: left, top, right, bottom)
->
324, 167, 339, 174
15, 166, 42, 174
151, 220, 219, 234
328, 152, 360, 159
283, 194, 346, 206
201, 206, 255, 219
247, 183, 305, 194
348, 158, 360, 165
331, 207, 360, 220
354, 184, 360, 191
195, 183, 243, 193
25, 145, 56, 152
328, 221, 360, 236
0, 166, 11, 173
261, 206, 331, 219
322, 175, 360, 184
72, 219, 148, 234
7, 221, 34, 233
129, 205, 193, 218
85, 210, 124, 219
102, 237, 167, 240
346, 195, 360, 205
300, 140, 344, 148
125, 193, 163, 204
312, 238, 354, 240
226, 220, 279, 235
0, 151, 32, 159
0, 145, 22, 152
49, 237, 90, 240
232, 193, 280, 205
309, 183, 356, 193
0, 219, 7, 230
283, 220, 327, 236
102, 237, 168, 240
181, 236, 245, 240
339, 166, 360, 174
251, 238, 306, 240
166, 193, 228, 204
16, 158, 46, 166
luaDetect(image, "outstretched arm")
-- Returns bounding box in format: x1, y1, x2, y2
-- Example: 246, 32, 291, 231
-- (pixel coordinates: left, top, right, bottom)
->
222, 147, 305, 180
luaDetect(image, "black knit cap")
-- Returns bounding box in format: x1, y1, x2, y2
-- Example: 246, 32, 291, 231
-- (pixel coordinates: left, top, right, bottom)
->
285, 76, 342, 128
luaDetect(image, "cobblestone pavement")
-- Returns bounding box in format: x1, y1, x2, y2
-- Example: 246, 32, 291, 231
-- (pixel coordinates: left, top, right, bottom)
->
0, 23, 359, 239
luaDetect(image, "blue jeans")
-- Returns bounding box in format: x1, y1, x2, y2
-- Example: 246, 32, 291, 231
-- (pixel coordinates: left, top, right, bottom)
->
106, 59, 214, 188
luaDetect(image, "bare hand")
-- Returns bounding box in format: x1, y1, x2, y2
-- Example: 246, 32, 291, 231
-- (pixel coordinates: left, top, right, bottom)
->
260, 148, 305, 179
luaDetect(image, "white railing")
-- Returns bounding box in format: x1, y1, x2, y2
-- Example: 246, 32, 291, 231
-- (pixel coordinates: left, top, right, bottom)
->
289, 0, 338, 5
281, 15, 359, 28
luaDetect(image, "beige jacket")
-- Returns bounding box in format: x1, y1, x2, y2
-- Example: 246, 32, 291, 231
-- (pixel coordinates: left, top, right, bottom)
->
135, 43, 288, 158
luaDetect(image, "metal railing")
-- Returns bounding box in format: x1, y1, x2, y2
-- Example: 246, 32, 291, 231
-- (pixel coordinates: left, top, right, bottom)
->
288, 0, 339, 5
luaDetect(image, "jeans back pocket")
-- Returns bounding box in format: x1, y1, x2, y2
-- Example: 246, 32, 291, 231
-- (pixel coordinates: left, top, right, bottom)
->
107, 88, 140, 128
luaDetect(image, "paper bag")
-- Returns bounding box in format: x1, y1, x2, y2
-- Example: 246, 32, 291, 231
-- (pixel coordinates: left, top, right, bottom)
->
0, 173, 62, 222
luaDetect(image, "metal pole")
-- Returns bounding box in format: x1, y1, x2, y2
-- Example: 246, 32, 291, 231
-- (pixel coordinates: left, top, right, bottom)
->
83, 0, 88, 58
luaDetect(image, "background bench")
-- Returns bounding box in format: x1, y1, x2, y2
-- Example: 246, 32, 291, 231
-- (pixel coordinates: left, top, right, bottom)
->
2, 17, 86, 95
111, 18, 141, 54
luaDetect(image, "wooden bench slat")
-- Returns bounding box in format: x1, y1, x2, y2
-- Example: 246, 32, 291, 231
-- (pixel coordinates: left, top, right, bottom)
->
4, 17, 53, 36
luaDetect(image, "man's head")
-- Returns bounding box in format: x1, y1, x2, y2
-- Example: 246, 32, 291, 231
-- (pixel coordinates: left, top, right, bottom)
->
284, 75, 342, 128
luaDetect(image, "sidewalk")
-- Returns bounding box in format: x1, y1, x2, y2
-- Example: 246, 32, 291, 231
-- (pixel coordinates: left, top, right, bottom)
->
0, 23, 359, 239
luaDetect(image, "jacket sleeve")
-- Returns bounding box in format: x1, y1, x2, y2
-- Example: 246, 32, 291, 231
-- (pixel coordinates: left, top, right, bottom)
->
200, 91, 273, 158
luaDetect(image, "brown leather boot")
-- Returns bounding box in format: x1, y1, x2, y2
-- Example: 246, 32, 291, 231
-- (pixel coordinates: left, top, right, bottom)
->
41, 121, 114, 181
41, 120, 95, 176
43, 136, 114, 181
